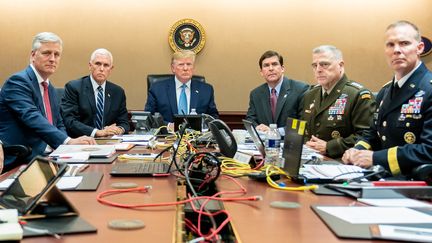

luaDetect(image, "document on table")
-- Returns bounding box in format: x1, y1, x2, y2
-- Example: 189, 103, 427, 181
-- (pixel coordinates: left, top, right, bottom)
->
358, 198, 432, 208
316, 206, 432, 224
371, 225, 432, 242
56, 176, 83, 190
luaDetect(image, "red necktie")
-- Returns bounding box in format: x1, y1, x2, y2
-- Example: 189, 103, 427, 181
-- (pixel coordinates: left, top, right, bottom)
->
270, 88, 277, 120
41, 82, 53, 124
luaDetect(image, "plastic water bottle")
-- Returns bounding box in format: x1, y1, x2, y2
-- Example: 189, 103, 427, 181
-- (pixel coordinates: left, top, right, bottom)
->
190, 108, 197, 115
265, 124, 281, 167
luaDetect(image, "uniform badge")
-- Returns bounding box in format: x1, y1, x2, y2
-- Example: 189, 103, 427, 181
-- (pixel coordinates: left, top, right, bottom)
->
305, 109, 311, 114
331, 131, 341, 139
328, 115, 334, 121
415, 90, 425, 97
310, 102, 315, 109
404, 132, 416, 144
337, 115, 342, 120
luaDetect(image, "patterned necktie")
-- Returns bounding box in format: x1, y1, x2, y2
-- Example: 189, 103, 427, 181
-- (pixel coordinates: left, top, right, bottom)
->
270, 88, 277, 120
41, 82, 53, 124
95, 86, 104, 130
178, 84, 188, 114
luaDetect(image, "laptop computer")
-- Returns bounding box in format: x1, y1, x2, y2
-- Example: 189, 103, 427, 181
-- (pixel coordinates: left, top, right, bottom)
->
282, 118, 365, 184
110, 120, 188, 177
242, 119, 266, 158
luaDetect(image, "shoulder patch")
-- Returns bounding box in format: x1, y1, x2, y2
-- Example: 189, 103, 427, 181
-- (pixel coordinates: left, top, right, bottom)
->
348, 81, 364, 89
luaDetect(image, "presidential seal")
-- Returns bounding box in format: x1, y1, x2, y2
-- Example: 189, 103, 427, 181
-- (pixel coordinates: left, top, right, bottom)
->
169, 19, 206, 53
404, 132, 416, 144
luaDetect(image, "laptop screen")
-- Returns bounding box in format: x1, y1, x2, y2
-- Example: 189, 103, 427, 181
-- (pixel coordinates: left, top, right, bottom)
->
242, 119, 266, 158
174, 114, 202, 132
282, 118, 306, 176
0, 157, 67, 214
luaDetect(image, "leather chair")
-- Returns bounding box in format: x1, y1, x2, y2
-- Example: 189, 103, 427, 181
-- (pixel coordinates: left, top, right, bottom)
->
2, 144, 32, 173
146, 74, 205, 92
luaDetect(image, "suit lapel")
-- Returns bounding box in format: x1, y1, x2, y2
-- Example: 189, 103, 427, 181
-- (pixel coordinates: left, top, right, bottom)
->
26, 66, 46, 117
84, 77, 97, 113
104, 81, 112, 121
168, 78, 178, 115
190, 80, 198, 111
259, 85, 272, 123
275, 78, 290, 122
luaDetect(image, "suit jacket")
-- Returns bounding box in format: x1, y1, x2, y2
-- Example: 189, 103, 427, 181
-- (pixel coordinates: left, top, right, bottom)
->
246, 77, 309, 128
302, 74, 376, 158
0, 66, 68, 166
144, 77, 219, 123
355, 63, 432, 176
61, 76, 130, 137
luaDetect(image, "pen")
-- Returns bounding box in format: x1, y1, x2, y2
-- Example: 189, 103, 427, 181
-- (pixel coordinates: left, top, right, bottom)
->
394, 228, 432, 236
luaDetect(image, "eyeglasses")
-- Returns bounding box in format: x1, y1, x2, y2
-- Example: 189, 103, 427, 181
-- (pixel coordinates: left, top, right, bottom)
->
311, 61, 332, 70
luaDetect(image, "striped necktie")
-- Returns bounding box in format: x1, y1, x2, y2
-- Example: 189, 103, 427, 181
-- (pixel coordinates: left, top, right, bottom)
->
95, 86, 104, 129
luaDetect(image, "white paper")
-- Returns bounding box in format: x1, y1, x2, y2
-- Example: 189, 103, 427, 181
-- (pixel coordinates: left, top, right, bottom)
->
54, 152, 90, 163
302, 145, 324, 160
358, 198, 432, 208
56, 176, 83, 189
50, 145, 115, 158
112, 134, 154, 142
317, 206, 432, 224
0, 178, 14, 190
377, 225, 432, 242
118, 153, 158, 160
0, 209, 23, 240
302, 164, 364, 179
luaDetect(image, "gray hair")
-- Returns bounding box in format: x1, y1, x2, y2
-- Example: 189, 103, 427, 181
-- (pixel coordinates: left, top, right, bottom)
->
313, 45, 343, 61
386, 20, 421, 42
32, 32, 63, 51
90, 48, 113, 64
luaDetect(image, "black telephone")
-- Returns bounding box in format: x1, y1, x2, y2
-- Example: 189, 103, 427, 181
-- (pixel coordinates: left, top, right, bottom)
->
131, 111, 164, 132
208, 119, 237, 158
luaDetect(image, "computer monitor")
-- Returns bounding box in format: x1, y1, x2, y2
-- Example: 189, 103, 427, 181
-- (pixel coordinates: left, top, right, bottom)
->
173, 114, 202, 132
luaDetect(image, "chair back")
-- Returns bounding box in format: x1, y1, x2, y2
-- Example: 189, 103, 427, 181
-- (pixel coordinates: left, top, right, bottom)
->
147, 74, 205, 92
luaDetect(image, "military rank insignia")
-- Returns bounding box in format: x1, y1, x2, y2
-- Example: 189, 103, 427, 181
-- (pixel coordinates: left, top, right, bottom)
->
399, 91, 424, 120
328, 94, 347, 115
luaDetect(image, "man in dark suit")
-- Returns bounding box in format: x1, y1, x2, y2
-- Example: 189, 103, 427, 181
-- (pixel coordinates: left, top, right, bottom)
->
246, 50, 309, 135
0, 32, 95, 172
145, 50, 219, 125
61, 48, 129, 138
343, 21, 432, 176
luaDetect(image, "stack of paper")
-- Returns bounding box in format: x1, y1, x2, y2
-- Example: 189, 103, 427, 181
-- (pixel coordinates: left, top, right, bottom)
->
0, 209, 23, 241
50, 145, 116, 158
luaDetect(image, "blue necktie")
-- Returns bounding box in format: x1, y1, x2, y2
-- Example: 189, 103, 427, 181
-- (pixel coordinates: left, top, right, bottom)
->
95, 86, 104, 129
178, 84, 188, 114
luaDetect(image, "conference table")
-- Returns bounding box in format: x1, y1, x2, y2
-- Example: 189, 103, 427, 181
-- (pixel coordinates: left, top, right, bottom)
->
6, 145, 393, 243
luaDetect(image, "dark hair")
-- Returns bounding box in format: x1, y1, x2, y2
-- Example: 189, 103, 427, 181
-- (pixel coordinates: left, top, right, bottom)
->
259, 50, 283, 69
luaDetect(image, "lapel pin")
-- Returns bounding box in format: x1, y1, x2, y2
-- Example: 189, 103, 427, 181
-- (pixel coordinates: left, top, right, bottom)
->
195, 90, 199, 94
283, 94, 287, 98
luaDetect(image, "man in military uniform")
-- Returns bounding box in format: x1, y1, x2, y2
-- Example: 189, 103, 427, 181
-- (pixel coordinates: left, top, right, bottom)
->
302, 45, 376, 158
342, 20, 432, 177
